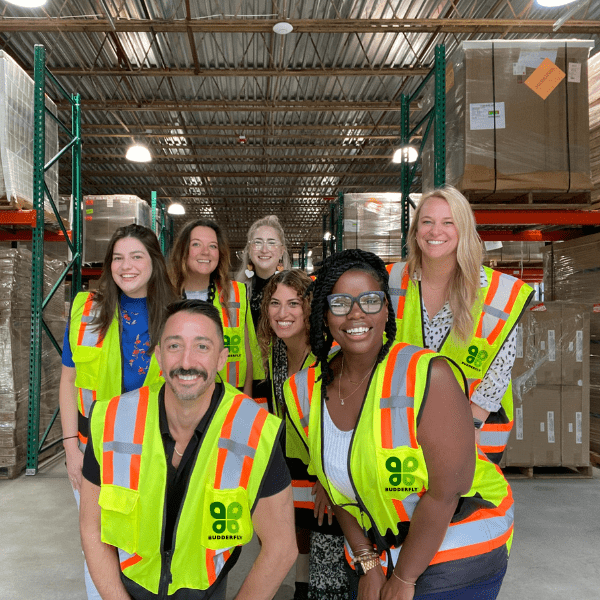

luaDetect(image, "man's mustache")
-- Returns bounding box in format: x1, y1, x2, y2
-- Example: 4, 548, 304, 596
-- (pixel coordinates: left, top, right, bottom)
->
169, 367, 208, 381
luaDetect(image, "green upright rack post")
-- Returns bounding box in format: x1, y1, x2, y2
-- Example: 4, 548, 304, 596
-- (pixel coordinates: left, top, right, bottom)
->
151, 190, 158, 236
400, 94, 410, 259
322, 213, 328, 260
434, 44, 446, 188
336, 192, 344, 254
27, 44, 83, 474
27, 45, 46, 475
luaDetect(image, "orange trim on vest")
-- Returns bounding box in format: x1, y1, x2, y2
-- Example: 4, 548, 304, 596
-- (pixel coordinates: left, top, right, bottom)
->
468, 380, 482, 397
205, 549, 217, 582
240, 406, 268, 488
392, 498, 410, 522
382, 344, 404, 397
214, 396, 243, 489
407, 406, 417, 449
77, 294, 104, 348
120, 553, 143, 571
102, 397, 119, 485
476, 271, 500, 338
381, 407, 393, 450
406, 349, 430, 398
130, 388, 149, 491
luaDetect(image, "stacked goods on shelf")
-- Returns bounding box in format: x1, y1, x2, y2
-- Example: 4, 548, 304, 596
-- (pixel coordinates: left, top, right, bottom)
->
0, 51, 60, 223
81, 195, 152, 263
508, 302, 590, 468
542, 232, 600, 456
342, 193, 404, 264
422, 40, 593, 197
0, 248, 66, 478
590, 52, 600, 207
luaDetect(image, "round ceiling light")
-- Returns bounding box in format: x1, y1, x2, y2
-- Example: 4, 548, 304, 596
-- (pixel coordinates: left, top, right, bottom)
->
273, 21, 293, 35
536, 0, 578, 6
4, 0, 47, 6
167, 203, 185, 215
125, 143, 151, 163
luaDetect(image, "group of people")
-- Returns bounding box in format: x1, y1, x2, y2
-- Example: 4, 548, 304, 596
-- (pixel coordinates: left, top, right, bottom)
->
60, 185, 533, 600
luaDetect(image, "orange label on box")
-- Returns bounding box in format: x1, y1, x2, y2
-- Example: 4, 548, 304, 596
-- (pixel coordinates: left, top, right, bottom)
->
529, 303, 547, 312
524, 58, 565, 100
593, 304, 600, 313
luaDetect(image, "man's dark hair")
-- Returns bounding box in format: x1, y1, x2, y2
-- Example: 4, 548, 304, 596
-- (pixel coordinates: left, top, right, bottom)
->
156, 299, 224, 347
307, 249, 397, 393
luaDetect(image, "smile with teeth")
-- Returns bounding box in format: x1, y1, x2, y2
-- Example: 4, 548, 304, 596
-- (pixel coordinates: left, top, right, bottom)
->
276, 321, 293, 328
345, 326, 370, 336
427, 240, 445, 245
120, 273, 138, 279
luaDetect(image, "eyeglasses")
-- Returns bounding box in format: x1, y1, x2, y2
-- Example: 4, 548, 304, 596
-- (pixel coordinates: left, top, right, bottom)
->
251, 238, 281, 250
326, 291, 386, 316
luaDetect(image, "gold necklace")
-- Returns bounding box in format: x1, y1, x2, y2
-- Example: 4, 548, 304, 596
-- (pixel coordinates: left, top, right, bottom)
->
338, 354, 375, 406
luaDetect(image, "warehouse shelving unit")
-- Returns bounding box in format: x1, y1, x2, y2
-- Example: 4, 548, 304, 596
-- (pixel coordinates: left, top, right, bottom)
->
151, 190, 173, 256
25, 44, 82, 475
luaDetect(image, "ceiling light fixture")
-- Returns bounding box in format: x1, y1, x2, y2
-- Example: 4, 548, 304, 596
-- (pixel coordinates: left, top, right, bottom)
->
273, 21, 293, 35
167, 203, 185, 215
392, 145, 419, 164
536, 0, 578, 6
4, 0, 47, 7
126, 143, 151, 163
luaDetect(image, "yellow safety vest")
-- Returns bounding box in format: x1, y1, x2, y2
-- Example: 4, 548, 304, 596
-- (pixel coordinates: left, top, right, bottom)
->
90, 383, 282, 596
284, 343, 514, 572
387, 263, 533, 462
69, 292, 162, 447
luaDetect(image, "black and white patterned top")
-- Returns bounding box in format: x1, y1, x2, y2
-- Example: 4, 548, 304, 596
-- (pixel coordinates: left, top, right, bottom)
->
421, 268, 517, 413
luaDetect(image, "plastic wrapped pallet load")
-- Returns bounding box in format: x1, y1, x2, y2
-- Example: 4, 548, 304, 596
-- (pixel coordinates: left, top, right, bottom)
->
422, 39, 594, 197
589, 52, 600, 207
0, 51, 59, 218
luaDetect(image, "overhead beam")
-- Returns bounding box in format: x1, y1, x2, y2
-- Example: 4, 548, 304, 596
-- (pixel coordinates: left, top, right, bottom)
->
80, 155, 394, 163
75, 132, 400, 140
81, 168, 402, 178
30, 66, 430, 78
474, 210, 600, 225
478, 230, 586, 242
78, 123, 404, 131
1, 18, 599, 34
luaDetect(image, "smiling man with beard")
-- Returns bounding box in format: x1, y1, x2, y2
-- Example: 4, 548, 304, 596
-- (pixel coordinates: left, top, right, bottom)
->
79, 299, 297, 600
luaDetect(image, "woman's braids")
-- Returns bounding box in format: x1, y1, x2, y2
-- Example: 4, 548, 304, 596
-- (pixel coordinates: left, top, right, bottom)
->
307, 249, 397, 396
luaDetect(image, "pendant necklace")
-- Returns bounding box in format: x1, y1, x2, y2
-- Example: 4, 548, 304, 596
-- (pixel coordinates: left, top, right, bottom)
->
338, 354, 375, 406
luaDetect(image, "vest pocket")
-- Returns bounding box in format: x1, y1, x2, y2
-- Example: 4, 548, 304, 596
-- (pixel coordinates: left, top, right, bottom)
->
201, 486, 253, 550
375, 447, 427, 500
72, 345, 102, 390
98, 485, 140, 554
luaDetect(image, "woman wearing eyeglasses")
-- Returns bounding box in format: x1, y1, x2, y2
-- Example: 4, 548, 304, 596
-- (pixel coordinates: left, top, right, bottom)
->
169, 219, 253, 395
284, 249, 514, 600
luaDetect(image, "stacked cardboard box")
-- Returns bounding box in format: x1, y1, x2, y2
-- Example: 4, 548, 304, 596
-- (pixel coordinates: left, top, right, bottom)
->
422, 40, 593, 195
590, 52, 600, 207
0, 249, 66, 478
543, 233, 600, 455
0, 51, 59, 219
342, 193, 405, 264
81, 195, 152, 263
507, 302, 590, 467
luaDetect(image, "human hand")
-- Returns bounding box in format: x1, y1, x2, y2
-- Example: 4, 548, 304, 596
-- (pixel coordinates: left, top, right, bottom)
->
381, 573, 415, 600
64, 442, 84, 492
312, 480, 333, 526
357, 565, 386, 600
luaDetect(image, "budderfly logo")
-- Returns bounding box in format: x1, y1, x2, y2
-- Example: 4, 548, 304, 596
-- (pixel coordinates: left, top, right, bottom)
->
208, 501, 243, 541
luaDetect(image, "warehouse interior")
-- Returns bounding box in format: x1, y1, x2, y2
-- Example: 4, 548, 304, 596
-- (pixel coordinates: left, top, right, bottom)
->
1, 1, 600, 599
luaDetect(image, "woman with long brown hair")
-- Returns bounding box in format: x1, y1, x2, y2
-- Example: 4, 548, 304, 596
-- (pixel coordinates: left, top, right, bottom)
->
258, 269, 347, 600
59, 223, 176, 599
169, 218, 253, 395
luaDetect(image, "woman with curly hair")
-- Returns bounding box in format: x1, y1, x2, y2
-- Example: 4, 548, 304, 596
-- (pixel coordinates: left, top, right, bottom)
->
284, 249, 514, 600
59, 224, 176, 599
388, 186, 533, 463
169, 218, 253, 395
258, 269, 347, 600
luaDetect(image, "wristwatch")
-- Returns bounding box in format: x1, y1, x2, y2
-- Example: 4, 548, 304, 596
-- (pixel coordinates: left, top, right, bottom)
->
473, 417, 485, 430
352, 553, 380, 576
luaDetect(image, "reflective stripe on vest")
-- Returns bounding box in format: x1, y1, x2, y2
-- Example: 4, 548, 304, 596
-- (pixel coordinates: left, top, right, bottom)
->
286, 367, 315, 434
476, 271, 527, 346
387, 263, 410, 320
102, 387, 149, 489
77, 295, 104, 348
215, 282, 246, 387
292, 480, 315, 510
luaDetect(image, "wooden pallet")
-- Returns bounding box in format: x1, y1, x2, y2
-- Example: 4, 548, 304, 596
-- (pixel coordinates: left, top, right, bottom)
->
502, 465, 594, 479
590, 451, 600, 468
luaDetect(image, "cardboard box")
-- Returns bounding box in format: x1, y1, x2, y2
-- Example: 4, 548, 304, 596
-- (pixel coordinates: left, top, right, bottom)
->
561, 305, 590, 386
561, 386, 590, 467
423, 40, 594, 193
529, 304, 562, 386
505, 388, 536, 466
531, 386, 562, 466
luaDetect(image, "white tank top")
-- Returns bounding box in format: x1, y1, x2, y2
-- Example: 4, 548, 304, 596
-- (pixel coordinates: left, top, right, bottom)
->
322, 400, 356, 501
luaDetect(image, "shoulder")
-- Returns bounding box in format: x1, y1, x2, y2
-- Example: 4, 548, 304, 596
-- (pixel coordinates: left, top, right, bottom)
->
70, 291, 96, 320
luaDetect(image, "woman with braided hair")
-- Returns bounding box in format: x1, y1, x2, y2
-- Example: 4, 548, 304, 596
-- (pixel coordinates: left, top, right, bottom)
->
169, 218, 253, 395
284, 249, 514, 600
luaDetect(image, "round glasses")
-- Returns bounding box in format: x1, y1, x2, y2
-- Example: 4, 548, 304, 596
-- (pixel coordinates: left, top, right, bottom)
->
250, 238, 281, 250
326, 291, 385, 316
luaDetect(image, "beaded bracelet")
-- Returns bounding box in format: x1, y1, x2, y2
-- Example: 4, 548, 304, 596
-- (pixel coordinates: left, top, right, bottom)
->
393, 572, 416, 586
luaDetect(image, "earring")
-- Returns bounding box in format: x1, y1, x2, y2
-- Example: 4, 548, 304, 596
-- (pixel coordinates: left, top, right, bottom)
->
276, 258, 284, 272
245, 262, 254, 278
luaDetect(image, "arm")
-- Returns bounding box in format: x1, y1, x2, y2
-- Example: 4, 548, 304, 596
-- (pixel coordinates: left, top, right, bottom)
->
234, 484, 298, 600
243, 324, 253, 396
381, 359, 475, 600
80, 478, 132, 600
59, 364, 83, 491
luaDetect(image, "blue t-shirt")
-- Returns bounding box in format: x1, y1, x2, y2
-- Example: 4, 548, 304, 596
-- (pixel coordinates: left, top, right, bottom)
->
62, 294, 151, 394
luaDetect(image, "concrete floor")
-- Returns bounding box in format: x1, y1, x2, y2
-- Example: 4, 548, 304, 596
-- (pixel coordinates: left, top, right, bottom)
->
1, 455, 598, 600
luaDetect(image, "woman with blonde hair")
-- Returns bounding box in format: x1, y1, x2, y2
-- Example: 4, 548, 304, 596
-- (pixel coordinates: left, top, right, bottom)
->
258, 269, 347, 600
169, 218, 253, 395
388, 185, 533, 463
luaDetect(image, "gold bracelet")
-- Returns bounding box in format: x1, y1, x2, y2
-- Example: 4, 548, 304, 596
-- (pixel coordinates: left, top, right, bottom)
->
393, 571, 416, 586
